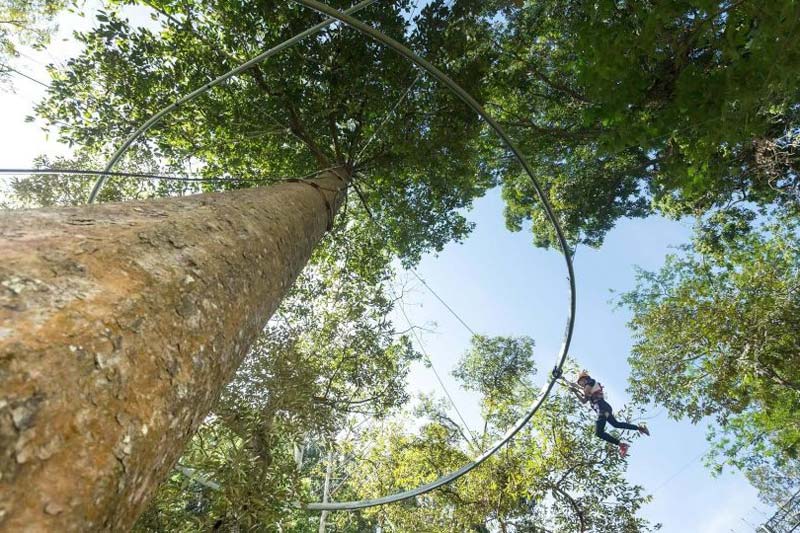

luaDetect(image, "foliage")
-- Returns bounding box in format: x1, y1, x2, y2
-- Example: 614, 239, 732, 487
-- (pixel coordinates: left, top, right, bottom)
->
328, 339, 655, 533
619, 213, 800, 505
452, 334, 536, 415
135, 225, 420, 530
0, 0, 69, 85
489, 0, 800, 248
32, 0, 499, 265
5, 150, 194, 208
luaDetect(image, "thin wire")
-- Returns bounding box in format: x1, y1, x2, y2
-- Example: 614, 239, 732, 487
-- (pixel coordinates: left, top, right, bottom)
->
638, 407, 665, 422
650, 448, 707, 494
394, 286, 478, 445
408, 269, 477, 336
15, 51, 51, 68
349, 180, 480, 442
343, 0, 481, 455
0, 165, 345, 185
355, 73, 422, 163
651, 431, 764, 495
0, 167, 249, 183
355, 1, 478, 341
0, 63, 49, 88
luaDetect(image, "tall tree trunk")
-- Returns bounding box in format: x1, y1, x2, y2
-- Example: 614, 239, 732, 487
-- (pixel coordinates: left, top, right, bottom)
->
0, 171, 347, 531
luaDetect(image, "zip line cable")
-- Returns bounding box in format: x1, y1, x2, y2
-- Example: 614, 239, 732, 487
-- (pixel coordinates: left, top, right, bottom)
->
351, 75, 480, 338
0, 168, 251, 183
350, 176, 480, 342
348, 176, 485, 449
650, 432, 765, 495
650, 448, 708, 495
394, 287, 479, 447
0, 63, 49, 88
408, 269, 477, 337
355, 73, 422, 163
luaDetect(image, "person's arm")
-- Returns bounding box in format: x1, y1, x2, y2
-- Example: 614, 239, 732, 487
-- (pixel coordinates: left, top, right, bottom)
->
573, 388, 589, 403
562, 379, 589, 402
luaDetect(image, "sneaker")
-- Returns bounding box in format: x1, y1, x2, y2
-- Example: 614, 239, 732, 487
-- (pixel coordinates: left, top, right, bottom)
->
619, 443, 630, 457
639, 424, 650, 436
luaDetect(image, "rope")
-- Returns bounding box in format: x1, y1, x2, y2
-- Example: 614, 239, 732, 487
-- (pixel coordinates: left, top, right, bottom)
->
285, 177, 342, 231
651, 431, 764, 495
349, 176, 484, 446
355, 73, 422, 163
351, 173, 489, 455
352, 175, 481, 339
408, 269, 477, 337
0, 167, 255, 183
650, 449, 707, 494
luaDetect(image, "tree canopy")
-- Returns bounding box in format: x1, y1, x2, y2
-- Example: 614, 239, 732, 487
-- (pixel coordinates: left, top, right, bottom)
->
0, 0, 68, 86
135, 334, 655, 532
490, 0, 800, 248
32, 0, 500, 264
620, 212, 800, 505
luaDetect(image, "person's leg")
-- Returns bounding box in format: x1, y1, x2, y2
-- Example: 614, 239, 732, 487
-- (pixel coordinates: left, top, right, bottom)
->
606, 412, 641, 432
594, 410, 620, 445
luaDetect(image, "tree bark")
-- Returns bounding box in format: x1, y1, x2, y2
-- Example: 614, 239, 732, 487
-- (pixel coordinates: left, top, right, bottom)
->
0, 171, 347, 531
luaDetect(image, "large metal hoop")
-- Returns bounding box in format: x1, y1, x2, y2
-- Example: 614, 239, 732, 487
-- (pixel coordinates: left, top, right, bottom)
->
85, 0, 577, 511
295, 0, 577, 512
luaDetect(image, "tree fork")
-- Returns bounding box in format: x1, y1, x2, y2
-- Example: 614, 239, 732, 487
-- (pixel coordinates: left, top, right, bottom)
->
0, 171, 348, 531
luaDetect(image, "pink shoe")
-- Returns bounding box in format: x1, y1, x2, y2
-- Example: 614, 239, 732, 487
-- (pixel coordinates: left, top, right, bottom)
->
619, 443, 630, 457
639, 424, 650, 436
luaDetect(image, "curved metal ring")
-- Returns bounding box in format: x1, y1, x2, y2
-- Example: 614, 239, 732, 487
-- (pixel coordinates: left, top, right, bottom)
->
85, 0, 576, 511
87, 0, 379, 203
295, 0, 576, 512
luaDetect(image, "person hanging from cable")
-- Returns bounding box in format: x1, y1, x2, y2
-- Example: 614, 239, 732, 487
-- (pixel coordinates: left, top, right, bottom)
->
564, 370, 650, 457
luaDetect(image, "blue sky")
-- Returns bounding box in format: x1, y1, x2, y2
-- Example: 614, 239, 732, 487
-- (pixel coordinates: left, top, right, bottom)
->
399, 189, 774, 531
0, 4, 777, 531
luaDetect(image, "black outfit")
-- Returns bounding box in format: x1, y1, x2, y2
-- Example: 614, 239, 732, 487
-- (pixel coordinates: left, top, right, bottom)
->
592, 398, 639, 446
